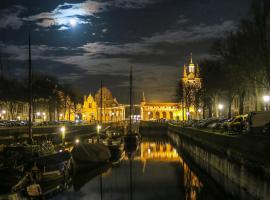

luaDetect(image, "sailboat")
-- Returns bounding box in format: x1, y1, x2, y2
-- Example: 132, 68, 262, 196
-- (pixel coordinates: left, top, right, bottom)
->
123, 66, 140, 156
0, 33, 72, 198
72, 80, 111, 173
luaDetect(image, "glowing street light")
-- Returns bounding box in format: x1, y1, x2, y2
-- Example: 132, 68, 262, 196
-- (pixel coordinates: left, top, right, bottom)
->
218, 104, 224, 110
1, 110, 6, 120
218, 104, 224, 117
198, 108, 202, 113
17, 116, 21, 120
36, 112, 41, 116
60, 126, 66, 146
97, 124, 102, 143
75, 138, 80, 144
263, 95, 270, 103
263, 95, 270, 111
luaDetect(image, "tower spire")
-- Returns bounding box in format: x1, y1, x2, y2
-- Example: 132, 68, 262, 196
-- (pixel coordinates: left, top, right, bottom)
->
142, 91, 146, 102
196, 64, 200, 77
183, 64, 187, 78
190, 53, 193, 64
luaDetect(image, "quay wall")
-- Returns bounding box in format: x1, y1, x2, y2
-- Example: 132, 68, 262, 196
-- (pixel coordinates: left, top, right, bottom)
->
168, 124, 270, 200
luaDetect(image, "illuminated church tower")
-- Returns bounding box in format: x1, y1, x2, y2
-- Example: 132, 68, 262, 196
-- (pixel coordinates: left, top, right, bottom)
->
182, 53, 201, 88
181, 53, 201, 119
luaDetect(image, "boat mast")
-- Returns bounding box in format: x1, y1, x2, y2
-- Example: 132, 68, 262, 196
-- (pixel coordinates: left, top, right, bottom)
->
28, 32, 33, 140
129, 66, 133, 134
100, 80, 103, 124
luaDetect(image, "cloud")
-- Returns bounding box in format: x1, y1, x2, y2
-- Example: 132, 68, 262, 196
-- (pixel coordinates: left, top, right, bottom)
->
24, 1, 107, 28
0, 5, 25, 29
102, 28, 108, 33
114, 0, 158, 9
24, 0, 160, 29
144, 20, 236, 44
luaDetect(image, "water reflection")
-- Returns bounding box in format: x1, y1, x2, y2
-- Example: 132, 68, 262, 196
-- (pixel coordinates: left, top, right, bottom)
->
53, 137, 221, 200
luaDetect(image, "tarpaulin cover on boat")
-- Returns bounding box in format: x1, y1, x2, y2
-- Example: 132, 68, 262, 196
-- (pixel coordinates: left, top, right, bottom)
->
71, 144, 111, 164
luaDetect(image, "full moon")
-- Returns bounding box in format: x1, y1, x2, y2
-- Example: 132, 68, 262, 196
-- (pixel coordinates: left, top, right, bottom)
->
69, 18, 77, 27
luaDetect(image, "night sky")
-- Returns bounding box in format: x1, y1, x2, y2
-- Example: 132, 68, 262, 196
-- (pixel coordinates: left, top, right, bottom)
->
0, 0, 251, 103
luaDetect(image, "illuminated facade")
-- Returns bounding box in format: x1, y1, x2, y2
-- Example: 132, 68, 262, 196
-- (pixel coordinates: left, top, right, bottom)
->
141, 54, 202, 120
81, 87, 125, 122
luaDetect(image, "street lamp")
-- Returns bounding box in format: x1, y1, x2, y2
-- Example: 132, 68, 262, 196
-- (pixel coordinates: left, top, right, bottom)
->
263, 95, 270, 111
1, 110, 6, 119
75, 138, 80, 144
186, 111, 190, 120
60, 126, 66, 146
148, 112, 151, 120
42, 112, 46, 121
218, 104, 224, 117
97, 124, 102, 143
218, 104, 224, 110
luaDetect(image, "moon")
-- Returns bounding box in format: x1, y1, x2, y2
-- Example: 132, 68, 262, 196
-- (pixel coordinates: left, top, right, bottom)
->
69, 18, 77, 27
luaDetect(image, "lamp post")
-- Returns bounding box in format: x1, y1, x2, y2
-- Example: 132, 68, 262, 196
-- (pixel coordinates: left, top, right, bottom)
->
263, 95, 270, 111
1, 110, 6, 120
97, 124, 102, 143
59, 113, 63, 120
60, 126, 66, 146
42, 112, 46, 121
75, 138, 80, 144
198, 108, 202, 119
218, 104, 224, 117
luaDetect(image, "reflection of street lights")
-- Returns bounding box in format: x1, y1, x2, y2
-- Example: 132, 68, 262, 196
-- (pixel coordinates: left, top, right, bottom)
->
218, 104, 224, 117
60, 126, 66, 146
263, 95, 270, 111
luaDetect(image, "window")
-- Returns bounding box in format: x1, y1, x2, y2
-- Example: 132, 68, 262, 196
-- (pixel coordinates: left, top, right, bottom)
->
89, 103, 92, 108
189, 65, 194, 73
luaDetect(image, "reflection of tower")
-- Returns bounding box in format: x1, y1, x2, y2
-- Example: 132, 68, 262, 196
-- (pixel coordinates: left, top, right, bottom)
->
181, 53, 201, 119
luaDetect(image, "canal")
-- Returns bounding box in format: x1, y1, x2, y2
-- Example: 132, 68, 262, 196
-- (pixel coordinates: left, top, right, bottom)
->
53, 135, 228, 200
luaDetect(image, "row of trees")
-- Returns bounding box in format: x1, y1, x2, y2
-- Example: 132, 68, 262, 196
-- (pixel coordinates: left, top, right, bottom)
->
0, 73, 82, 121
177, 0, 270, 118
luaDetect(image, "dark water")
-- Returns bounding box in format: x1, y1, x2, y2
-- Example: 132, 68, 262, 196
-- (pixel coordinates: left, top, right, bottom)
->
54, 137, 224, 200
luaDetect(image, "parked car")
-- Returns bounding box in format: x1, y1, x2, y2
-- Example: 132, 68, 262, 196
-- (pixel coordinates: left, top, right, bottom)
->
262, 122, 270, 134
222, 114, 247, 132
246, 111, 270, 134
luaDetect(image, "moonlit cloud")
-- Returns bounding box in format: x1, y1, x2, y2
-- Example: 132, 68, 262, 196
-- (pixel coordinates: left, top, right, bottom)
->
25, 1, 106, 28
23, 0, 161, 29
0, 5, 25, 29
